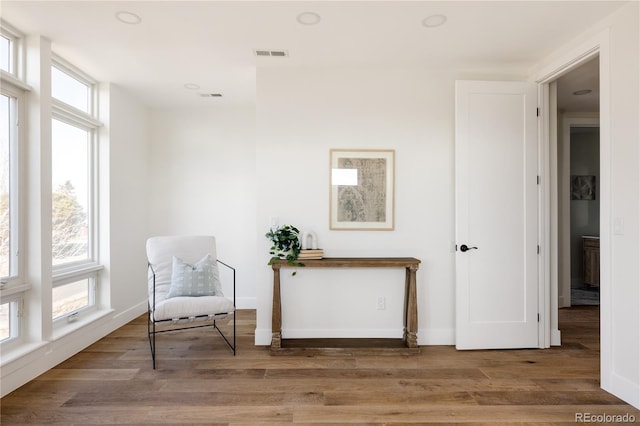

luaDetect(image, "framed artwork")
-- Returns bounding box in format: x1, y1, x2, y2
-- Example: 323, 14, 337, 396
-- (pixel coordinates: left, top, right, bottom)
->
571, 175, 596, 200
330, 149, 395, 230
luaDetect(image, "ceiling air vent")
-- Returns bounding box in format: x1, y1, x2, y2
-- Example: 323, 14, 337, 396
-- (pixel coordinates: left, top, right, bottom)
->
254, 49, 289, 57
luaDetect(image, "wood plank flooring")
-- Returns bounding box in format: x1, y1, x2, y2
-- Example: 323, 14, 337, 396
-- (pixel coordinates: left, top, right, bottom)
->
2, 306, 639, 424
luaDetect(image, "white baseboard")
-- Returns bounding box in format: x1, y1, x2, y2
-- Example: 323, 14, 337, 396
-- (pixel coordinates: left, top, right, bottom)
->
254, 328, 271, 345
282, 328, 403, 339
0, 301, 147, 398
419, 328, 455, 345
606, 371, 640, 410
551, 329, 562, 346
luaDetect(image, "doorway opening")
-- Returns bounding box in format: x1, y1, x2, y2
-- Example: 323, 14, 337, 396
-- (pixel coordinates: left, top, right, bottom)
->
554, 57, 600, 311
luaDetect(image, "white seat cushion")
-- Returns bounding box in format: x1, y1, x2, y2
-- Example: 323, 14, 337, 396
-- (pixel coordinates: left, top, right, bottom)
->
152, 295, 235, 322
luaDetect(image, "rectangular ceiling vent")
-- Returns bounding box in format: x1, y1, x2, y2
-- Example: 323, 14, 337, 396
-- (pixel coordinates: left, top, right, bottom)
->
254, 49, 289, 57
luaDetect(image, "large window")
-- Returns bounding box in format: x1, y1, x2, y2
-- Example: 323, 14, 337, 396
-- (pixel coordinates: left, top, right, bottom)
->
1, 94, 13, 278
1, 79, 24, 347
51, 58, 100, 322
0, 34, 11, 73
0, 296, 19, 343
1, 20, 23, 79
1, 90, 19, 284
51, 119, 91, 266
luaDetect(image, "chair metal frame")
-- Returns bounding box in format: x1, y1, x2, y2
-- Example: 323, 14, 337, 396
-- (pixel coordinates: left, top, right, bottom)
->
147, 259, 236, 369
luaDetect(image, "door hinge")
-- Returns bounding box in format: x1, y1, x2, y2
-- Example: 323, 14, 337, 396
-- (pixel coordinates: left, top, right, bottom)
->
536, 107, 540, 117
537, 313, 540, 322
537, 245, 540, 254
537, 175, 540, 185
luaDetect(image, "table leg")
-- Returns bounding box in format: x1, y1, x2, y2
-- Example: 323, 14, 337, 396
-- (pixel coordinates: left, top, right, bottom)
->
271, 265, 282, 349
404, 265, 419, 348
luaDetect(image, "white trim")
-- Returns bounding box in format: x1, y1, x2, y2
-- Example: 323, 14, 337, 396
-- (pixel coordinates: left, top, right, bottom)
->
537, 80, 551, 349
51, 307, 112, 340
0, 81, 26, 296
255, 327, 272, 346
610, 372, 640, 409
419, 328, 455, 346
0, 282, 30, 299
559, 115, 600, 311
534, 27, 612, 393
0, 19, 25, 79
52, 263, 103, 285
52, 99, 102, 128
0, 70, 31, 92
282, 328, 403, 339
51, 54, 98, 118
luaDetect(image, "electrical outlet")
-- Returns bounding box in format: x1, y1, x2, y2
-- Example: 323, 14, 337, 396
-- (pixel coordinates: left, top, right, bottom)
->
376, 296, 386, 310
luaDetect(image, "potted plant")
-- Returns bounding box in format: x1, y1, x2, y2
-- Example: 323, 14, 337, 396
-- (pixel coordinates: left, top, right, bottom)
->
265, 224, 304, 272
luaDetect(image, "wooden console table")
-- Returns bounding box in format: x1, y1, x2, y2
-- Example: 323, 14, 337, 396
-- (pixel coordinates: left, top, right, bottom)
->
270, 257, 421, 354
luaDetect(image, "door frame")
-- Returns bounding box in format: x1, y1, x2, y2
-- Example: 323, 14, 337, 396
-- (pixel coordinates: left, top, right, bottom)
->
534, 29, 611, 383
559, 115, 600, 309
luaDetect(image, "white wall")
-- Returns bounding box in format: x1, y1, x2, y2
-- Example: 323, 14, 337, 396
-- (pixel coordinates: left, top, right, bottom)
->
534, 1, 640, 409
147, 106, 257, 307
606, 3, 640, 407
103, 84, 150, 316
255, 67, 458, 345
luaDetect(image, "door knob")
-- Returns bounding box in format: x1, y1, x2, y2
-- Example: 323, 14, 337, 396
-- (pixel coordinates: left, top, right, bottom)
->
459, 244, 478, 252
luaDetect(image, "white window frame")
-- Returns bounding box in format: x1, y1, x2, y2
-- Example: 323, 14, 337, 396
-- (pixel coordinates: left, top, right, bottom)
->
0, 82, 27, 292
0, 293, 22, 348
50, 56, 102, 323
52, 273, 97, 323
0, 79, 27, 351
0, 20, 26, 83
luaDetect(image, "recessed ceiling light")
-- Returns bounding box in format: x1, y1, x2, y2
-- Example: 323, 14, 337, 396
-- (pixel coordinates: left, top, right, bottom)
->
573, 89, 592, 96
184, 83, 200, 90
422, 14, 447, 28
115, 11, 142, 25
296, 11, 321, 26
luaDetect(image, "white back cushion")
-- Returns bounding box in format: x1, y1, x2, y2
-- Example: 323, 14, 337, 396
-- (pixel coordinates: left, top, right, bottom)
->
146, 236, 222, 308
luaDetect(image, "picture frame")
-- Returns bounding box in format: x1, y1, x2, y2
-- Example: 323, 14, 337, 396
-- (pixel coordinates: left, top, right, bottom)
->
571, 175, 596, 200
330, 149, 395, 230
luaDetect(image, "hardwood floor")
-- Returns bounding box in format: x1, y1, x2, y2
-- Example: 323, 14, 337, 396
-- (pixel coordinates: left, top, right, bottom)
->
2, 307, 639, 424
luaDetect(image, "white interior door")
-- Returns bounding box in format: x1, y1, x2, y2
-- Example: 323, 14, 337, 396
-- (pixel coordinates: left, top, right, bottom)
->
455, 80, 539, 349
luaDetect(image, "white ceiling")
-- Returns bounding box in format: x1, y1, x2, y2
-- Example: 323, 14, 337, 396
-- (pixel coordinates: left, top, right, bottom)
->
0, 1, 623, 108
557, 57, 600, 112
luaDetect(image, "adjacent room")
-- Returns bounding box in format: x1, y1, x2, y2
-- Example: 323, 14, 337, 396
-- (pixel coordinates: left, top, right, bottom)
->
1, 1, 638, 423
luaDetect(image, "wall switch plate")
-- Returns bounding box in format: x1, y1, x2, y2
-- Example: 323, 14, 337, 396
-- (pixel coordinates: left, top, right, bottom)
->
614, 217, 624, 235
377, 296, 386, 310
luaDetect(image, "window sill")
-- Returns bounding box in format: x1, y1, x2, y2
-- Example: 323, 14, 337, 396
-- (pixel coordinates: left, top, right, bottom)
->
0, 341, 48, 366
52, 308, 114, 341
0, 282, 31, 298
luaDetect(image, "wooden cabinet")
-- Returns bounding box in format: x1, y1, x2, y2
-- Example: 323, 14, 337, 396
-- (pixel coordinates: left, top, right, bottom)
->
582, 237, 600, 287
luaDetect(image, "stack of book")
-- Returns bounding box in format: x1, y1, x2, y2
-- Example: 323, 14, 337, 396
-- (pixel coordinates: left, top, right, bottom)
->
298, 249, 324, 260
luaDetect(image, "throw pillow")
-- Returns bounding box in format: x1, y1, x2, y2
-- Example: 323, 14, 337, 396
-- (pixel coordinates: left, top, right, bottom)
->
167, 254, 219, 298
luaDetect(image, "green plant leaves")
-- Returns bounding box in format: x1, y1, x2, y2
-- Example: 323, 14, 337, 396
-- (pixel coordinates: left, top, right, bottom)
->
265, 224, 303, 267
